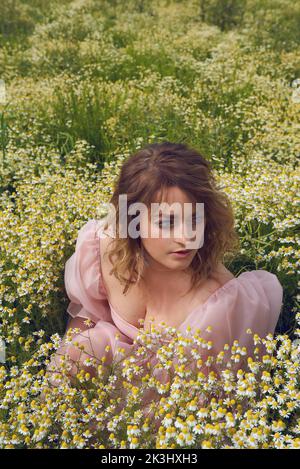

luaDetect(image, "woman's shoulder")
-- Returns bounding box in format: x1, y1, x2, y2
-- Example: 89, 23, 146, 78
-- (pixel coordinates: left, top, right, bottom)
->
216, 268, 284, 328
236, 269, 283, 292
211, 265, 282, 294
64, 218, 112, 323
186, 267, 283, 324
182, 268, 284, 348
211, 262, 236, 286
214, 268, 283, 306
94, 217, 146, 325
225, 269, 283, 345
78, 217, 115, 261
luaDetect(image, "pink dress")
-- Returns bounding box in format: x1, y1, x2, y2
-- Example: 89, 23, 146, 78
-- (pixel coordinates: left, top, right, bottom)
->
47, 219, 284, 416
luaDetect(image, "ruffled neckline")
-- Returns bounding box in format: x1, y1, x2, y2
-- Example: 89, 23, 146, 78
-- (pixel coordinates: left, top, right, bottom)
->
109, 275, 240, 332
94, 218, 276, 333
95, 218, 245, 331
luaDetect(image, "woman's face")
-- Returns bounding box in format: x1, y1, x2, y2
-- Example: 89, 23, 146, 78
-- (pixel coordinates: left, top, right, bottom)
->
139, 186, 205, 271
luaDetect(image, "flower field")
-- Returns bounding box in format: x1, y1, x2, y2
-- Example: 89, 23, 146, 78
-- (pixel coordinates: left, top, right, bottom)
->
0, 0, 299, 449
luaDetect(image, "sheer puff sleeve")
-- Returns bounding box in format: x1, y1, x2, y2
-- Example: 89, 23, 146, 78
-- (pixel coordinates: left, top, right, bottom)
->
205, 270, 283, 368
64, 219, 112, 324
226, 270, 283, 348
182, 270, 284, 371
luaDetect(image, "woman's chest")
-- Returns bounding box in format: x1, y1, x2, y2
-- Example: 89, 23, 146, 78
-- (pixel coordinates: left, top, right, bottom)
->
142, 278, 223, 330
99, 236, 226, 330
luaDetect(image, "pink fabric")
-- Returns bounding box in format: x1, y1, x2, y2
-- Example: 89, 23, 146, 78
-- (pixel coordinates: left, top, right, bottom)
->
47, 219, 284, 418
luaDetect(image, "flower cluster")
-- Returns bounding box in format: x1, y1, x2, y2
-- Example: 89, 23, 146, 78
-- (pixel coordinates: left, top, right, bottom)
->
0, 315, 299, 449
0, 0, 299, 450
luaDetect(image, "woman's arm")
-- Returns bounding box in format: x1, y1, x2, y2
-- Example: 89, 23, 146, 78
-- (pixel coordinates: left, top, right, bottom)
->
65, 316, 95, 339
41, 317, 96, 396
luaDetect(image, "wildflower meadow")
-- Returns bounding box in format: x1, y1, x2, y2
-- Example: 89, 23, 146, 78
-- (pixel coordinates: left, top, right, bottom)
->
0, 0, 299, 449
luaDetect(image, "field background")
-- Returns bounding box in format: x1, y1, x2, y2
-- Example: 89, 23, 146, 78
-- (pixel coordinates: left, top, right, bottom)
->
0, 0, 299, 368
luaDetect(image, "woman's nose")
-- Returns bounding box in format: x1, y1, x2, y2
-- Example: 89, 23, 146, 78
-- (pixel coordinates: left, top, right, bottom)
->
173, 222, 204, 248
173, 224, 195, 242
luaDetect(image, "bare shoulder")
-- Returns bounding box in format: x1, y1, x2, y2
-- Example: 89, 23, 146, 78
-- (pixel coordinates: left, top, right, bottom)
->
212, 262, 235, 286
98, 230, 146, 326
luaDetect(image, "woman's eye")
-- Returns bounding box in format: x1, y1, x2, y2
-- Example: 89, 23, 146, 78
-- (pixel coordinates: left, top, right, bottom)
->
157, 220, 174, 228
191, 215, 202, 225
192, 216, 202, 227
156, 216, 201, 229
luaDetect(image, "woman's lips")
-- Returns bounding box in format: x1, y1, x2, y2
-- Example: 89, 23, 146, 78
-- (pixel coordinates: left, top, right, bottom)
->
170, 249, 192, 258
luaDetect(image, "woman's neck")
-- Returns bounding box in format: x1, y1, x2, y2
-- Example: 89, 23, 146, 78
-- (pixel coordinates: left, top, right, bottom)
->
141, 262, 193, 298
